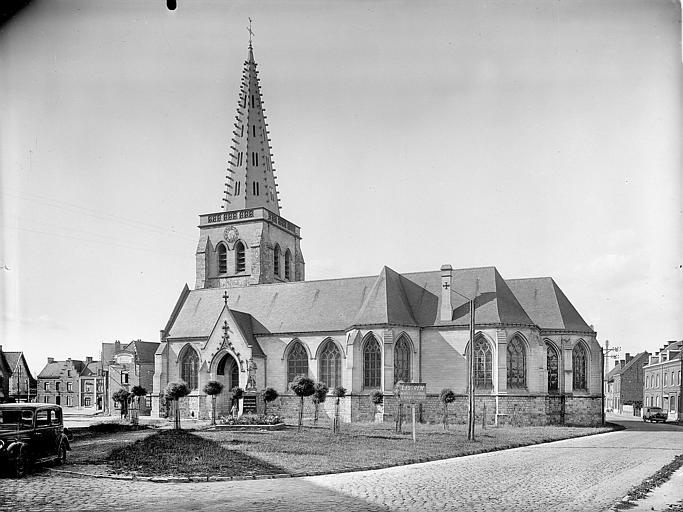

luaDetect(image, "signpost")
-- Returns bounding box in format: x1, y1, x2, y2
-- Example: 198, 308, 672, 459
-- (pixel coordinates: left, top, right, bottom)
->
398, 383, 427, 443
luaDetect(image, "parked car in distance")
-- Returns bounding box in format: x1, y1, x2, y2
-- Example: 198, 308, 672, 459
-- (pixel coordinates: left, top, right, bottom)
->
642, 406, 668, 423
0, 403, 72, 477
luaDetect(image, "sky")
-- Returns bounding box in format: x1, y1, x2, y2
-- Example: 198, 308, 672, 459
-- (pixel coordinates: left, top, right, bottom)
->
0, 0, 681, 375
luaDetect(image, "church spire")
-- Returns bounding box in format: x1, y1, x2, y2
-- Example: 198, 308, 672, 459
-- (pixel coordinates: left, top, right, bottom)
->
223, 31, 281, 214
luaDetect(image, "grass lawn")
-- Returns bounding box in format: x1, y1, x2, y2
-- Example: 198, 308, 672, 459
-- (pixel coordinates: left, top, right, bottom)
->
106, 421, 614, 478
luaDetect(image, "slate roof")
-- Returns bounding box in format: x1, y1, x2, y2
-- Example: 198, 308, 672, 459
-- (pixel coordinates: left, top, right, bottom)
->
37, 360, 85, 379
3, 352, 21, 372
101, 343, 116, 365
121, 340, 159, 364
506, 277, 594, 333
165, 265, 591, 340
80, 361, 101, 377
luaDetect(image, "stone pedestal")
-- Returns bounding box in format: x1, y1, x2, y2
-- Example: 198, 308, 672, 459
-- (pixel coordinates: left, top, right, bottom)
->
243, 393, 258, 414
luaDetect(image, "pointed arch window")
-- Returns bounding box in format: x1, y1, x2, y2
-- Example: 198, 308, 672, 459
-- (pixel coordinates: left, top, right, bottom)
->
286, 341, 308, 385
319, 340, 341, 389
363, 335, 382, 388
273, 244, 281, 277
506, 336, 526, 389
546, 343, 559, 392
235, 241, 246, 273
252, 125, 256, 137
572, 343, 588, 391
181, 348, 199, 390
217, 243, 227, 274
473, 337, 493, 389
394, 336, 411, 384
284, 249, 292, 280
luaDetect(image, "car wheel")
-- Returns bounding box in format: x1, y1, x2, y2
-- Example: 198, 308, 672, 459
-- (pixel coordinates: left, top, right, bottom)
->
14, 450, 29, 478
55, 444, 67, 466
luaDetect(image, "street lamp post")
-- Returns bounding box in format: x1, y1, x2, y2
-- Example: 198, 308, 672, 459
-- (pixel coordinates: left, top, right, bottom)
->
601, 340, 621, 426
450, 286, 478, 441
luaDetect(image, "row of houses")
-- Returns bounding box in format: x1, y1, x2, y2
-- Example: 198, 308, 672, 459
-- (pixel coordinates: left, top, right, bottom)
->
604, 340, 682, 422
1, 340, 158, 416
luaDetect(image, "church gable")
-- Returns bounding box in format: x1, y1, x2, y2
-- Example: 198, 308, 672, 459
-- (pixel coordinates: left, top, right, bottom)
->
201, 305, 261, 374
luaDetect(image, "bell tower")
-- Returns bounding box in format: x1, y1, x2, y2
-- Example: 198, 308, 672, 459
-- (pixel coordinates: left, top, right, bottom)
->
195, 38, 305, 290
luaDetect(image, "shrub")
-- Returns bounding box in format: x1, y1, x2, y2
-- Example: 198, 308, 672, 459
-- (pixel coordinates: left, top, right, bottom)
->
260, 387, 279, 415
312, 382, 329, 426
290, 375, 315, 432
218, 414, 282, 426
332, 386, 347, 433
204, 381, 224, 425
164, 381, 190, 430
440, 388, 457, 430
370, 390, 383, 405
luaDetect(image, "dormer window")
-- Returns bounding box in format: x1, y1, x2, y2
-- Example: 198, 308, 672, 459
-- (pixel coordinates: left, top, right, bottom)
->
235, 241, 246, 273
217, 244, 227, 274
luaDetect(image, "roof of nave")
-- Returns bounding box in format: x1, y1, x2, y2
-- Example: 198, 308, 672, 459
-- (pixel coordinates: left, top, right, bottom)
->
506, 277, 594, 333
165, 265, 590, 339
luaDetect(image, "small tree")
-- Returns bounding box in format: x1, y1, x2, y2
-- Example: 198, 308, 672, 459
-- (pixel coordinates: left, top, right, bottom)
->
312, 382, 329, 426
439, 388, 457, 431
203, 381, 224, 425
230, 386, 244, 418
290, 375, 315, 432
112, 389, 131, 420
165, 381, 190, 430
260, 387, 279, 415
130, 385, 147, 426
332, 386, 347, 434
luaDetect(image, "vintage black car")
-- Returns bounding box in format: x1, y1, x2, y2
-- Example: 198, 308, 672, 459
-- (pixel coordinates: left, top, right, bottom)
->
0, 403, 72, 477
642, 406, 668, 423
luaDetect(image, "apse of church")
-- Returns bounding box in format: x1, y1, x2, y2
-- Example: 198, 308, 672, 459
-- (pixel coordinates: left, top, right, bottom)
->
152, 40, 603, 427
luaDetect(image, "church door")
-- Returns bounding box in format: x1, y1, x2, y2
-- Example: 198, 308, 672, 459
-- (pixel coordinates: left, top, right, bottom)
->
215, 354, 239, 417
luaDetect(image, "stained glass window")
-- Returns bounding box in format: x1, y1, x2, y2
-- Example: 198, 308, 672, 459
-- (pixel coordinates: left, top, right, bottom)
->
394, 336, 411, 384
507, 336, 526, 389
474, 337, 493, 389
319, 340, 341, 389
363, 336, 382, 388
572, 343, 588, 391
181, 348, 199, 390
546, 343, 559, 392
287, 342, 308, 385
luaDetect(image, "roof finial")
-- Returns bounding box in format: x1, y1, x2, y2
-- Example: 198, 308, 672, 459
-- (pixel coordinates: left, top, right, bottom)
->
247, 17, 254, 48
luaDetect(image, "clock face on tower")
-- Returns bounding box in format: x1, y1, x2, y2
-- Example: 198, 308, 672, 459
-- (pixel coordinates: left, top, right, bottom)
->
224, 226, 239, 246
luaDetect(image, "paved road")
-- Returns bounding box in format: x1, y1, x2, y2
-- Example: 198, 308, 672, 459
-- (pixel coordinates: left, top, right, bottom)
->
1, 415, 681, 512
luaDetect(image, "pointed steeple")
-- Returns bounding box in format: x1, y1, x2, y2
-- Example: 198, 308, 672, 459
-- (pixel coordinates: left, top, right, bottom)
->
222, 40, 281, 214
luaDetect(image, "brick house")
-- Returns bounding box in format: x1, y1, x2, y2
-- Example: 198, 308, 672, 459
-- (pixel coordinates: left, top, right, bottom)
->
643, 340, 682, 422
0, 346, 37, 403
36, 358, 85, 407
107, 340, 159, 416
78, 357, 106, 410
604, 351, 649, 415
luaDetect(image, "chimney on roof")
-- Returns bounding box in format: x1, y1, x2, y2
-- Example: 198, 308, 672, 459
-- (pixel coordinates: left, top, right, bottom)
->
86, 356, 93, 364
614, 360, 620, 368
619, 359, 625, 368
114, 340, 121, 353
440, 264, 453, 322
47, 357, 54, 364
625, 353, 632, 363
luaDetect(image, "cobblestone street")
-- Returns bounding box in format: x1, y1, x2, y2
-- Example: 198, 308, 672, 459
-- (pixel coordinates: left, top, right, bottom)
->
1, 417, 681, 512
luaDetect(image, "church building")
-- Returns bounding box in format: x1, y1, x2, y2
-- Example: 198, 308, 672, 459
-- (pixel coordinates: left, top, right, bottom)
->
151, 41, 603, 426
